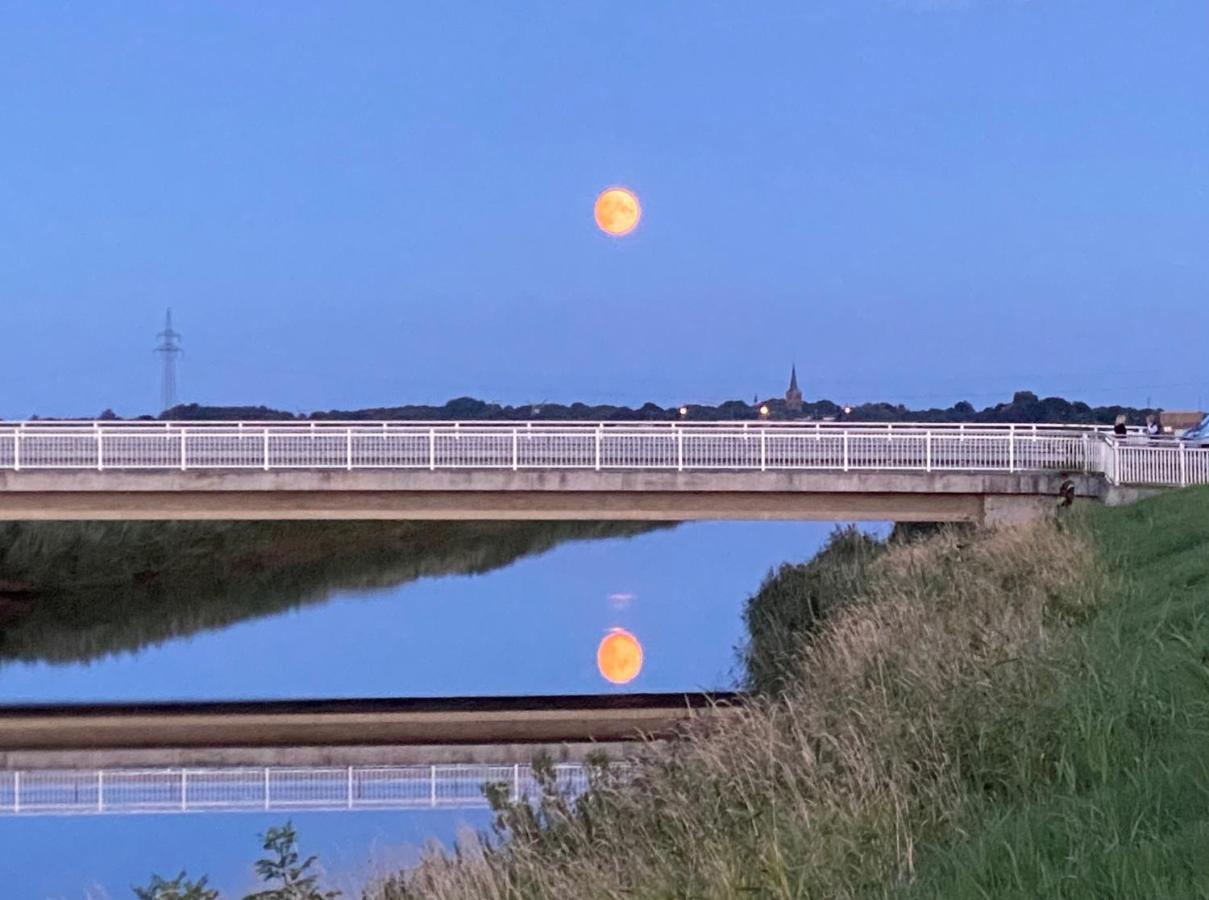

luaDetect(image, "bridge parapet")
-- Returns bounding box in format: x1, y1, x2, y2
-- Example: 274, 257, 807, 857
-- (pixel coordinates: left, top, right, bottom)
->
0, 421, 1117, 476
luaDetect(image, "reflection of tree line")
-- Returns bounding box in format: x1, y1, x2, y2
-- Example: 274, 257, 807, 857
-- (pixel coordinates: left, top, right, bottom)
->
0, 520, 665, 665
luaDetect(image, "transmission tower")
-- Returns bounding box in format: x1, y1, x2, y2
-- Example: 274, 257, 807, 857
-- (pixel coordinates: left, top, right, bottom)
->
154, 309, 183, 413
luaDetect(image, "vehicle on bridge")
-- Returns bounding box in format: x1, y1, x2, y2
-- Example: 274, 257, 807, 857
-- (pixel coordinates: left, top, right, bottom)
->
1178, 414, 1209, 448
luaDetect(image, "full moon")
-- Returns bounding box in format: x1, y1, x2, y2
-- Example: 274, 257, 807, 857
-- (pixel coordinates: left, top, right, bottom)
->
597, 628, 644, 685
594, 187, 641, 237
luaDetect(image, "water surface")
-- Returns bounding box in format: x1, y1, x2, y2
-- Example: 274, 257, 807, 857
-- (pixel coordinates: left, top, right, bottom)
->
0, 520, 842, 702
0, 520, 858, 897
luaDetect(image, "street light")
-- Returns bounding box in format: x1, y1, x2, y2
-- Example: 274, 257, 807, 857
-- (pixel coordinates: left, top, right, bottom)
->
759, 404, 770, 418
678, 406, 688, 417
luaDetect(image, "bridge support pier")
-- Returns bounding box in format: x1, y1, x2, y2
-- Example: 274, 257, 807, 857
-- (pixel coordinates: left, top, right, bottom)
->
981, 494, 1061, 527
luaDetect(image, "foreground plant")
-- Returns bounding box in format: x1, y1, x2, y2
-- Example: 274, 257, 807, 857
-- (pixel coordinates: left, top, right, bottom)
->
136, 822, 338, 900
134, 873, 218, 900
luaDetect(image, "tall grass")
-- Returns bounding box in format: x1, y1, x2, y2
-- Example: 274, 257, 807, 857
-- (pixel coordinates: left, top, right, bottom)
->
371, 519, 1107, 899
899, 489, 1209, 899
741, 525, 883, 697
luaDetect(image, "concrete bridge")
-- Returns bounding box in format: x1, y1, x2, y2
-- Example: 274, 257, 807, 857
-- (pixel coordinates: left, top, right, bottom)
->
0, 421, 1201, 525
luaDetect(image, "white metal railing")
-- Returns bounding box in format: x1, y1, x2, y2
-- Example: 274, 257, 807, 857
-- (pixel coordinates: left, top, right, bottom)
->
1103, 437, 1209, 487
0, 421, 1201, 486
0, 763, 598, 818
0, 421, 1105, 476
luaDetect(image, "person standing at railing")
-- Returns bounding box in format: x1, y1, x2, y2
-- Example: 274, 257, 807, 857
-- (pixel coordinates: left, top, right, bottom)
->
1145, 415, 1161, 439
1113, 415, 1128, 438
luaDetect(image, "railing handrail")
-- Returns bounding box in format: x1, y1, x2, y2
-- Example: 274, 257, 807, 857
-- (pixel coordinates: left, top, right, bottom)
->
0, 419, 1135, 432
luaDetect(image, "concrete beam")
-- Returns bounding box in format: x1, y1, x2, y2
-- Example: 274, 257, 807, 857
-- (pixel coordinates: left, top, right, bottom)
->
0, 742, 646, 770
0, 470, 1102, 524
0, 489, 989, 522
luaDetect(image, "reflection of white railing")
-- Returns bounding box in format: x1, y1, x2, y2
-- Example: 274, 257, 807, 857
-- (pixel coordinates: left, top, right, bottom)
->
0, 422, 1096, 475
0, 764, 595, 817
0, 421, 1203, 487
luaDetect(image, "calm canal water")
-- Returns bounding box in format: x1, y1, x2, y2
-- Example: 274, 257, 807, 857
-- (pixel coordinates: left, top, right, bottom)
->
0, 520, 854, 703
0, 519, 871, 896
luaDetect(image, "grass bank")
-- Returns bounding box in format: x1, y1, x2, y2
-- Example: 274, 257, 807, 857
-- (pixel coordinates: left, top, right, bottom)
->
370, 489, 1209, 899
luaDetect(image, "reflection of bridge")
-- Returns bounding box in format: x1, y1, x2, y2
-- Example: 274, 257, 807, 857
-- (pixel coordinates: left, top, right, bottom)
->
0, 763, 597, 818
0, 694, 736, 770
0, 695, 721, 817
0, 421, 1203, 525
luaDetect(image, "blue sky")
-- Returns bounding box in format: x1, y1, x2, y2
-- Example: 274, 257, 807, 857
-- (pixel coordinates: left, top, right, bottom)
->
1, 1, 1206, 419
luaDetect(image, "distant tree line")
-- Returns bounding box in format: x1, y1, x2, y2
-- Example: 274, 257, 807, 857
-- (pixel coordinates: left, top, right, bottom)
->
146, 391, 1159, 426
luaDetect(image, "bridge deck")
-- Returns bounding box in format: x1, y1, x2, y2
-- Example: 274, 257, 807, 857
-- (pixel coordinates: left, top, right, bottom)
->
0, 468, 1104, 524
0, 421, 1202, 522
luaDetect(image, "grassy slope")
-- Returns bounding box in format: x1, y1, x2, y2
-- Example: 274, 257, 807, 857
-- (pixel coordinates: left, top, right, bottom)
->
903, 488, 1209, 899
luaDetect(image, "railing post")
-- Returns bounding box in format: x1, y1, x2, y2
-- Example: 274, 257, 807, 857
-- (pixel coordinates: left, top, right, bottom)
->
13, 430, 20, 472
513, 763, 520, 803
925, 431, 932, 472
429, 428, 436, 470
97, 770, 104, 812
347, 766, 354, 809
264, 768, 271, 810
13, 771, 19, 813
346, 428, 353, 470
512, 428, 518, 471
760, 429, 766, 471
595, 426, 602, 471
1008, 425, 1015, 473
676, 428, 683, 472
95, 423, 103, 471
180, 428, 187, 471
1180, 442, 1188, 487
842, 431, 849, 472
262, 429, 270, 471
1082, 433, 1089, 474
430, 765, 437, 807
181, 770, 188, 811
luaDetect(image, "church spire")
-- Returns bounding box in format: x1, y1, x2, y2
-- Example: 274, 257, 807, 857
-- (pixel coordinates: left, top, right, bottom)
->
784, 364, 803, 412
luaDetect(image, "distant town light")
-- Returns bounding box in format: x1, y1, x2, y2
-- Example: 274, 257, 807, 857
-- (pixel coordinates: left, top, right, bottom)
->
678, 406, 688, 417
759, 404, 770, 417
843, 405, 853, 415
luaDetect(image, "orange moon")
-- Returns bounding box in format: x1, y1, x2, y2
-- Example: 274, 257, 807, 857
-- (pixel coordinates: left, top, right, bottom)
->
597, 628, 644, 685
594, 187, 641, 237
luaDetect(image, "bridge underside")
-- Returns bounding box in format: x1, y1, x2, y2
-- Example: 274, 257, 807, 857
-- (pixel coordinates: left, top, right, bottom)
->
0, 470, 1105, 526
2, 741, 643, 770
